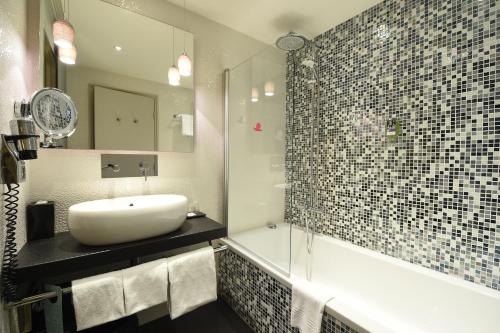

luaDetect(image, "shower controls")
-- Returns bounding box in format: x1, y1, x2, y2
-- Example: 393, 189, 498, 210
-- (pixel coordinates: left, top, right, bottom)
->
386, 118, 401, 143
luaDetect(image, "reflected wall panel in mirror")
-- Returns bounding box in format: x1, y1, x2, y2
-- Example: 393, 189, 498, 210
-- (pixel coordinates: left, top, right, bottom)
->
39, 0, 194, 152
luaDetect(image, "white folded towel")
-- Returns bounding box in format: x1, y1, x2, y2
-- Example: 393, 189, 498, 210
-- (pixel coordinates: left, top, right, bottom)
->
123, 259, 169, 315
291, 278, 334, 333
180, 114, 194, 136
167, 247, 217, 319
72, 271, 125, 331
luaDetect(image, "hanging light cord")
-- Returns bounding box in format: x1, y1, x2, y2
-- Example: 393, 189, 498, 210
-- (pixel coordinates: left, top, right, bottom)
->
61, 0, 66, 20
183, 0, 186, 53
172, 27, 175, 66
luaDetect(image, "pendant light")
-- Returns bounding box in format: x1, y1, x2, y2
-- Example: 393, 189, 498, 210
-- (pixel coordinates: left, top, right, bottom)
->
53, 20, 75, 48
177, 0, 192, 77
53, 0, 74, 48
178, 53, 192, 77
54, 0, 77, 65
168, 27, 181, 86
59, 45, 77, 65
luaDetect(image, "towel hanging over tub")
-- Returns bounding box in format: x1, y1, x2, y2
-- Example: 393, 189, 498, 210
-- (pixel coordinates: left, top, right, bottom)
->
167, 246, 217, 319
179, 114, 194, 136
291, 277, 334, 333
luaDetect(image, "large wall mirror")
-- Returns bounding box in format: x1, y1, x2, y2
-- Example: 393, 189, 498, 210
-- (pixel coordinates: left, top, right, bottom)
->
38, 0, 195, 152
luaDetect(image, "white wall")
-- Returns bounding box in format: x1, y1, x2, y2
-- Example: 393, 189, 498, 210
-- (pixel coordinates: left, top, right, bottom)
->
27, 0, 267, 231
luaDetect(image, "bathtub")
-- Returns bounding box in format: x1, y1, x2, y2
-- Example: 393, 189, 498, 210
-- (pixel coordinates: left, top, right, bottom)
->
223, 223, 500, 333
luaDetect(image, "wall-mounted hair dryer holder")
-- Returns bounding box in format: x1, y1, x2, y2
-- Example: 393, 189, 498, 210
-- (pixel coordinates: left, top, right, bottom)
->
0, 134, 39, 186
1, 88, 77, 304
0, 132, 39, 304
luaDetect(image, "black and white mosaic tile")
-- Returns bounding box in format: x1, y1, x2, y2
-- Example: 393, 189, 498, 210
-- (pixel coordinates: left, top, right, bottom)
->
218, 250, 359, 333
285, 0, 499, 290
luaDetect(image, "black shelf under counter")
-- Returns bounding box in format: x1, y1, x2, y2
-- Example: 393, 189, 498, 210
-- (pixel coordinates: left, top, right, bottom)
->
15, 217, 226, 283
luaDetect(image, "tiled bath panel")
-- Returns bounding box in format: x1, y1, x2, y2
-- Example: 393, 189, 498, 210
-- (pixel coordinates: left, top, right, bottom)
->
285, 0, 500, 290
218, 250, 358, 333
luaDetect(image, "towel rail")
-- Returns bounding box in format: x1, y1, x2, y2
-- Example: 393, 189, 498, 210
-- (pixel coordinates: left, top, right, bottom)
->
4, 244, 228, 310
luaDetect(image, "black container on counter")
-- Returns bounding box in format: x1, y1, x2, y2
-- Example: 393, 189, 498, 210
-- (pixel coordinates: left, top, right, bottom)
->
27, 201, 55, 241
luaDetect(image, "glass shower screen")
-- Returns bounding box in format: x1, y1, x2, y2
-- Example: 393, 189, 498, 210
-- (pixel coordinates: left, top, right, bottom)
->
225, 46, 292, 274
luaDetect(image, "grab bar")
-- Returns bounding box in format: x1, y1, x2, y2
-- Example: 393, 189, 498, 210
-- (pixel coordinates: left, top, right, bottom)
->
5, 243, 228, 310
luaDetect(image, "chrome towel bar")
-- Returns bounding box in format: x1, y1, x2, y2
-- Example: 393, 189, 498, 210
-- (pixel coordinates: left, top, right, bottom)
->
5, 244, 228, 310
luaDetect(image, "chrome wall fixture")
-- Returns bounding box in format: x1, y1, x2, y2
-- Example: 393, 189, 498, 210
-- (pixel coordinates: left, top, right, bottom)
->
100, 154, 158, 179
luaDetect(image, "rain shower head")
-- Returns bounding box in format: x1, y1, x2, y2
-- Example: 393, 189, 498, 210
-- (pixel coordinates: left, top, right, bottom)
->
275, 32, 309, 51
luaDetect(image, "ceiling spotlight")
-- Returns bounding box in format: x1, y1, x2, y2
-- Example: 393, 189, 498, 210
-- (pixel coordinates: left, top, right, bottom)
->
114, 45, 123, 52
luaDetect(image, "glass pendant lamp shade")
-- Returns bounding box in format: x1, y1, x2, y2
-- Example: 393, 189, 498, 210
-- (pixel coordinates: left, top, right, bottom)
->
177, 53, 192, 77
251, 88, 259, 102
59, 45, 77, 65
53, 20, 75, 48
168, 65, 181, 86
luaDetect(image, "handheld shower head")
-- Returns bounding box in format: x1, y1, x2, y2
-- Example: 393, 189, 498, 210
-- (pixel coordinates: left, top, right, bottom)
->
301, 58, 319, 84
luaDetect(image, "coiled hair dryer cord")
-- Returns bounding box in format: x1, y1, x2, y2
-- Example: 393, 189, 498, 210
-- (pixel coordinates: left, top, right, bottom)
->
2, 183, 19, 301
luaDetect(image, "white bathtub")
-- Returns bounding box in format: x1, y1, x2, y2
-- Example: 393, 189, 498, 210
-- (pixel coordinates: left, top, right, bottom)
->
223, 223, 500, 333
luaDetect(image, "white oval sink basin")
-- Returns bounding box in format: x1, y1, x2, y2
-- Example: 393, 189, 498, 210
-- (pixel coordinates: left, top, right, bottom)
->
68, 194, 188, 246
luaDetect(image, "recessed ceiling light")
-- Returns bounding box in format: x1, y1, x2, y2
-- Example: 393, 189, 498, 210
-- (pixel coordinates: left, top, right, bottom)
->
114, 45, 123, 52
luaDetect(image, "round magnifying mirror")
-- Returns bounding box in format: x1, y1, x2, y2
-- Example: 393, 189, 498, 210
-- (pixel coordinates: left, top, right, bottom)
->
30, 88, 78, 141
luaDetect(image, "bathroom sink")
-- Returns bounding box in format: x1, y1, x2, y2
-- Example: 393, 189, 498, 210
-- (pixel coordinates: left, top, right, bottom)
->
68, 194, 188, 246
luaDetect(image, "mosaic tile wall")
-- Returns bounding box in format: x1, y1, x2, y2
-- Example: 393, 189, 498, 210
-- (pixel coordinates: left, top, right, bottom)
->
285, 0, 500, 290
218, 250, 359, 333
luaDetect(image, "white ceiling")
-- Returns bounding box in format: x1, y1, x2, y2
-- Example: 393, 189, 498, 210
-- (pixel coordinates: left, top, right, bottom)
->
167, 0, 383, 44
69, 0, 194, 88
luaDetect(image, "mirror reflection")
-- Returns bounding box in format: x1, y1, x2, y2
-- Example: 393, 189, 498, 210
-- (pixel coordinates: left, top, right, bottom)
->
39, 0, 195, 152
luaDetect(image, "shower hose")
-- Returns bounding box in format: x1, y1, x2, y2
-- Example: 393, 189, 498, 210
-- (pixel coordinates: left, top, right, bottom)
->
2, 183, 20, 302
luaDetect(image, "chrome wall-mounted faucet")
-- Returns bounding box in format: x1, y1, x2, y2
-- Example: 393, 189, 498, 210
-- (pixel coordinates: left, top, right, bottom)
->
102, 164, 120, 173
138, 161, 149, 181
100, 154, 158, 179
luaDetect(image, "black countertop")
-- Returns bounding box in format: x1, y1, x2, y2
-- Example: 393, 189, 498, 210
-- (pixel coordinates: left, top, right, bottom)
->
15, 217, 226, 283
